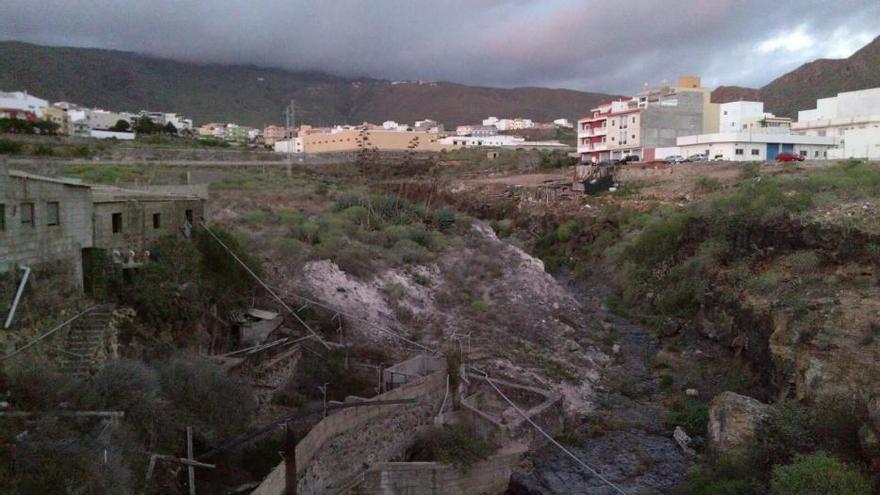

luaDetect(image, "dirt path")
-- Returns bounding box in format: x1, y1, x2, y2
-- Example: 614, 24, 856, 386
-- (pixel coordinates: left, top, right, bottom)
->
510, 278, 689, 494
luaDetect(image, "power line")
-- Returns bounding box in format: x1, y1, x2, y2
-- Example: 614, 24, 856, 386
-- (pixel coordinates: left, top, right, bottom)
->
0, 305, 98, 362
267, 283, 437, 355
470, 365, 630, 495
199, 222, 330, 350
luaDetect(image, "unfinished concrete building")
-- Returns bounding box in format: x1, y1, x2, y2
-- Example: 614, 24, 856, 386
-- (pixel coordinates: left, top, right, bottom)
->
0, 164, 207, 291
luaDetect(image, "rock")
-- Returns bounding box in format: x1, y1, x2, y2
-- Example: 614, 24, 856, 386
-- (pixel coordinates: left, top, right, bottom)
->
674, 426, 697, 456
859, 424, 880, 459
685, 388, 699, 397
708, 391, 769, 456
612, 343, 621, 355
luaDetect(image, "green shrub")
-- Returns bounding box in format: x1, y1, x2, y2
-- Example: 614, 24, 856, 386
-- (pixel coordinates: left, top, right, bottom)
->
32, 144, 54, 156
695, 176, 722, 193
434, 206, 457, 231
410, 423, 497, 469
770, 452, 871, 495
0, 138, 23, 154
739, 162, 761, 179
659, 373, 674, 390
680, 456, 763, 495
667, 397, 709, 439
556, 220, 579, 242
157, 355, 255, 441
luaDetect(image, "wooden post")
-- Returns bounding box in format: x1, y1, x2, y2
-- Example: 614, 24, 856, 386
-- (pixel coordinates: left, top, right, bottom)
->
284, 422, 297, 495
186, 427, 196, 495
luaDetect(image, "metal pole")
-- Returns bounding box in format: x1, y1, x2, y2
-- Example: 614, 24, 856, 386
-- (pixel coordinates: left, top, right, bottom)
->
4, 265, 31, 329
284, 422, 297, 495
187, 427, 196, 495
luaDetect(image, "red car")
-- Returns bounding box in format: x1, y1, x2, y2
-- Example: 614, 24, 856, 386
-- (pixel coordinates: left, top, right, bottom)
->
775, 152, 804, 162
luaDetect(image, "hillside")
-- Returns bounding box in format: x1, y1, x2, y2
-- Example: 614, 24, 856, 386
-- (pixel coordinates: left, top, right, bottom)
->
712, 35, 880, 117
0, 41, 614, 128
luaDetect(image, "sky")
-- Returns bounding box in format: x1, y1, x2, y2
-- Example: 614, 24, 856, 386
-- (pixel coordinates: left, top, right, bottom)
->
2, 0, 878, 94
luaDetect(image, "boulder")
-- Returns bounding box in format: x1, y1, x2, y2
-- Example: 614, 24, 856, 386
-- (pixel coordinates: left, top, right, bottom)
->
708, 391, 769, 456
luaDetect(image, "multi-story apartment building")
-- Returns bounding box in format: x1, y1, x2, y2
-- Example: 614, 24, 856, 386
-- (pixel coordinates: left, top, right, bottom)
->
263, 125, 288, 145
0, 91, 48, 119
793, 87, 880, 159
577, 76, 719, 162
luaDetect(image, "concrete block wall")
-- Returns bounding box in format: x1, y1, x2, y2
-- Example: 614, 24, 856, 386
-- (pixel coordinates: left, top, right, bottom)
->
357, 445, 526, 495
1, 175, 93, 286
93, 199, 205, 253
252, 367, 448, 495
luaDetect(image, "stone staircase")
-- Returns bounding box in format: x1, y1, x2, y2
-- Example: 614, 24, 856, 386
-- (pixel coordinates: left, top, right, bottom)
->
60, 303, 116, 376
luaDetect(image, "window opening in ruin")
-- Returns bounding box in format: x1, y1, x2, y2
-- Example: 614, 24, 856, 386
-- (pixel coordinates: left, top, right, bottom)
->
112, 212, 123, 233
47, 201, 60, 226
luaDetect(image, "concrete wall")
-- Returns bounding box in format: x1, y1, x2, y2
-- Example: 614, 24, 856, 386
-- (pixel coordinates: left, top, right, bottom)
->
640, 91, 705, 149
829, 127, 880, 159
0, 172, 93, 285
92, 198, 204, 254
356, 445, 526, 495
252, 368, 448, 495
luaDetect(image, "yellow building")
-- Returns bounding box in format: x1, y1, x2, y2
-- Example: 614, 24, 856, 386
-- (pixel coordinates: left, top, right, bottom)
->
675, 76, 720, 134
298, 127, 452, 154
43, 106, 72, 135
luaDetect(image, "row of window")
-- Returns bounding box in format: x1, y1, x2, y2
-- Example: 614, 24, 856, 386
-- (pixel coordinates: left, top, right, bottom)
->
0, 203, 191, 234
0, 202, 60, 231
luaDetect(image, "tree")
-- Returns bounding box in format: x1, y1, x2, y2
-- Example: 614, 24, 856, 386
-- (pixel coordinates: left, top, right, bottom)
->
132, 115, 159, 135
32, 119, 60, 135
110, 119, 130, 132
163, 122, 178, 135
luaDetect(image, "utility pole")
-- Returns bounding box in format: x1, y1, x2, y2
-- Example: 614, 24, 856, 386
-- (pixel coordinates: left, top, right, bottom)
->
285, 100, 295, 177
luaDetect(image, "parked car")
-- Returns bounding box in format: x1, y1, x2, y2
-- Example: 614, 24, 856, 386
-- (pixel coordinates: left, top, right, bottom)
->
686, 153, 707, 162
620, 155, 641, 163
664, 155, 685, 164
711, 154, 725, 161
775, 152, 804, 162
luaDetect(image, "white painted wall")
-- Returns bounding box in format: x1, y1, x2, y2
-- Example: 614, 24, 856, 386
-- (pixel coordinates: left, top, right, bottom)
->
829, 127, 880, 159
720, 101, 764, 131
0, 91, 49, 117
90, 130, 135, 140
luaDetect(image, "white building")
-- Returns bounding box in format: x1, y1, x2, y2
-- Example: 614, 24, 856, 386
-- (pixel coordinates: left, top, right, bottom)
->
720, 101, 791, 131
382, 121, 399, 130
438, 134, 566, 149
676, 132, 835, 161
793, 87, 880, 159
90, 129, 135, 140
273, 138, 304, 154
0, 91, 49, 118
554, 118, 574, 128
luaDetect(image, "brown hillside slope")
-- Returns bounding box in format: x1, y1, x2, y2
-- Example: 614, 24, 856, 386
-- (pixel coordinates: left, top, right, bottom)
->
0, 41, 615, 128
712, 35, 880, 117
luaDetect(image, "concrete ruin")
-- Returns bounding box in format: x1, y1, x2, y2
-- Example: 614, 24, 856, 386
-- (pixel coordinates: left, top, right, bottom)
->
0, 165, 206, 291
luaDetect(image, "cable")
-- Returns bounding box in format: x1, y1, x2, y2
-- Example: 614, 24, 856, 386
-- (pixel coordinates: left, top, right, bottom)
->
267, 283, 437, 355
0, 305, 98, 362
470, 365, 630, 495
199, 222, 330, 350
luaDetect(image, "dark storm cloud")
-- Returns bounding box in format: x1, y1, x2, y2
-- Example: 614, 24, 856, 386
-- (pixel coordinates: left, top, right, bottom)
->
1, 0, 878, 93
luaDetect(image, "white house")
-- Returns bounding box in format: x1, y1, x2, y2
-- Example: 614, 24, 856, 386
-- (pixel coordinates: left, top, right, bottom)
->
438, 134, 567, 149
274, 138, 304, 154
793, 87, 880, 159
676, 131, 835, 161
0, 90, 49, 118
554, 118, 574, 128
382, 121, 399, 130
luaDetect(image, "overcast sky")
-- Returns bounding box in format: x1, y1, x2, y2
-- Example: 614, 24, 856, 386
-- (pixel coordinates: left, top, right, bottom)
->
2, 0, 878, 94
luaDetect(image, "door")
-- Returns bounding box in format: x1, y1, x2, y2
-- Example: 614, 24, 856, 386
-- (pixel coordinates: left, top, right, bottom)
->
782, 143, 794, 153
766, 143, 779, 160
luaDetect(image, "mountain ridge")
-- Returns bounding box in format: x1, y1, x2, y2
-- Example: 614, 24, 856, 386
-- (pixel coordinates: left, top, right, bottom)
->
711, 35, 880, 117
0, 41, 616, 128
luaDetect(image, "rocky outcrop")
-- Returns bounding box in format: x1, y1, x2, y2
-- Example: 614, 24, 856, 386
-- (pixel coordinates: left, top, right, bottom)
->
708, 392, 769, 456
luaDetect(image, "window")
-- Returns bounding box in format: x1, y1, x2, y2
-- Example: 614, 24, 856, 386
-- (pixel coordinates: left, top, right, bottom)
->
21, 203, 34, 227
112, 212, 123, 233
735, 149, 744, 155
631, 134, 636, 140
814, 150, 820, 158
47, 201, 59, 226
153, 213, 161, 229
751, 149, 760, 156
0, 204, 4, 231
631, 117, 636, 123
185, 209, 193, 224
799, 150, 807, 157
